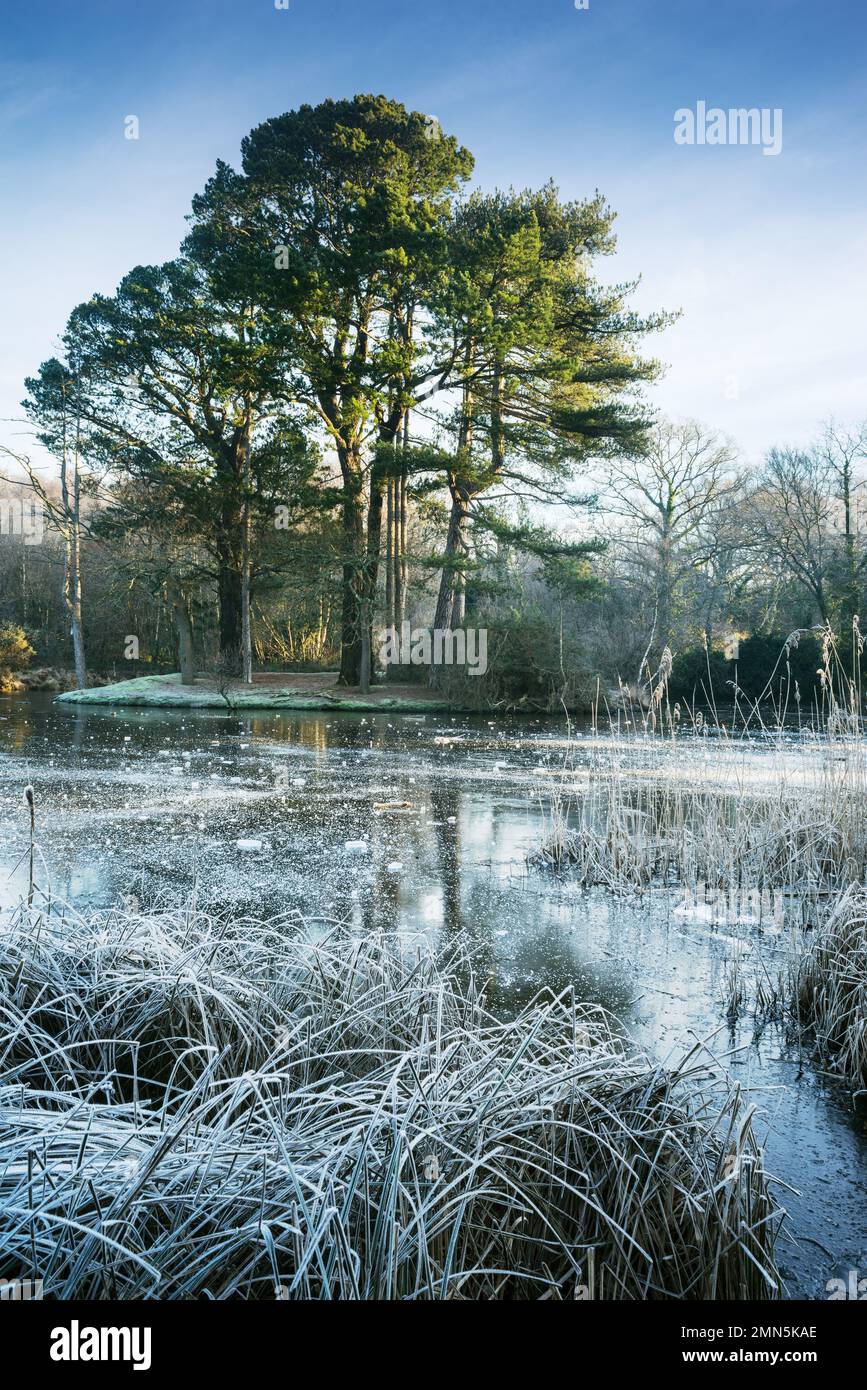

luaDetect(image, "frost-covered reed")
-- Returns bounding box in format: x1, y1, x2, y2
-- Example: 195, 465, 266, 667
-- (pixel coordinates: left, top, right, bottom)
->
0, 901, 782, 1300
534, 763, 867, 897
795, 887, 867, 1092
535, 626, 867, 902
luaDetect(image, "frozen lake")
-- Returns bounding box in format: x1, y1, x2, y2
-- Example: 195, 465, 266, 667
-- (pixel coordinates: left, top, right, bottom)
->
1, 692, 865, 1299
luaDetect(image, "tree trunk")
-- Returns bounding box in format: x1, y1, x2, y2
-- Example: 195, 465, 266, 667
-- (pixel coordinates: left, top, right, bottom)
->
359, 594, 371, 694
360, 410, 406, 689
433, 481, 470, 632
67, 500, 86, 692
167, 579, 196, 684
841, 460, 859, 635
337, 451, 365, 687
432, 369, 475, 645
397, 413, 409, 626
452, 568, 467, 627
217, 558, 243, 674
656, 511, 675, 659
60, 392, 87, 691
386, 476, 394, 630
69, 571, 86, 690
363, 450, 388, 682
240, 419, 253, 684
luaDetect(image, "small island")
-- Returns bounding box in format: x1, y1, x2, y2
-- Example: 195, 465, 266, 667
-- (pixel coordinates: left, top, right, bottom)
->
56, 671, 451, 712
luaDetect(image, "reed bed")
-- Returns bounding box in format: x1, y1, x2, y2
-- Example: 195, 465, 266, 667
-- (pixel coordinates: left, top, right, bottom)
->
795, 887, 867, 1092
0, 901, 782, 1300
534, 626, 867, 902
533, 628, 867, 1107
533, 770, 867, 898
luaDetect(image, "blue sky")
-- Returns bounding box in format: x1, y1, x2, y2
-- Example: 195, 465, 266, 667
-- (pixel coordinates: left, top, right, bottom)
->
1, 0, 866, 464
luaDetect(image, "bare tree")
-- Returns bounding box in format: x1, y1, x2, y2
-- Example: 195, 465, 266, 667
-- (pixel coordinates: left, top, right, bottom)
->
602, 421, 742, 670
819, 419, 867, 628
749, 446, 839, 625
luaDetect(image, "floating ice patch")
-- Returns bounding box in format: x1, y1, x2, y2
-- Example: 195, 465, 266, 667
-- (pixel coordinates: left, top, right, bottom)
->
672, 902, 716, 924
673, 901, 767, 930
683, 926, 752, 952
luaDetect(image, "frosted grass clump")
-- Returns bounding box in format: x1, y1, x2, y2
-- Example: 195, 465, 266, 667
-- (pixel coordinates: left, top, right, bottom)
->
0, 900, 781, 1300
795, 887, 867, 1091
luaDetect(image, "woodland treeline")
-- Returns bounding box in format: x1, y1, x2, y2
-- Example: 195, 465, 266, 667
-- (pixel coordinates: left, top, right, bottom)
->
1, 95, 865, 708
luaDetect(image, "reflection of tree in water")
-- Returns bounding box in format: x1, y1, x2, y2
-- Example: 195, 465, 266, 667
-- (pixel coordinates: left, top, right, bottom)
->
430, 786, 463, 940
428, 786, 500, 996
69, 710, 86, 753
362, 855, 400, 934
460, 880, 636, 1025
361, 789, 431, 935
424, 787, 634, 1017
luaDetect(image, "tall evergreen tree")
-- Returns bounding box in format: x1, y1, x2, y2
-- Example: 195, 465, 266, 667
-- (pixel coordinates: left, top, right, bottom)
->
25, 259, 317, 675
427, 186, 670, 637
185, 94, 474, 686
